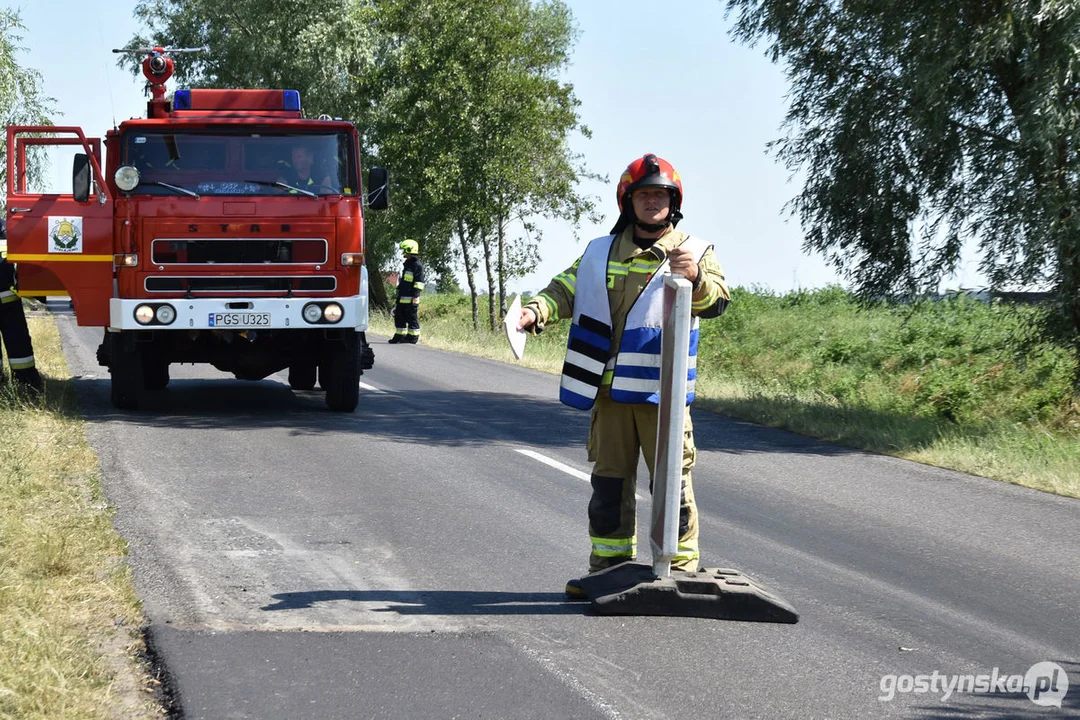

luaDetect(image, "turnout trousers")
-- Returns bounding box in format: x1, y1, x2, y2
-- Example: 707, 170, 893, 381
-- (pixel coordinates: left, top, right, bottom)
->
393, 302, 420, 338
0, 295, 37, 377
585, 386, 699, 573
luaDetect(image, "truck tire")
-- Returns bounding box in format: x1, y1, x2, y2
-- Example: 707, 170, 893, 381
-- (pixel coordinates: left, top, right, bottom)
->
110, 335, 146, 410
144, 357, 170, 391
322, 332, 359, 412
288, 363, 317, 391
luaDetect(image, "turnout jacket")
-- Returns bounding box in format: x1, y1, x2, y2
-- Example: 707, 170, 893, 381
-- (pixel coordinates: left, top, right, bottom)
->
525, 226, 730, 408
396, 256, 426, 303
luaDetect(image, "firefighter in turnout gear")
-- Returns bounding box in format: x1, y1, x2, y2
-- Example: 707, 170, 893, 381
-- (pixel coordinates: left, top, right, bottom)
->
0, 219, 43, 391
389, 239, 425, 344
517, 154, 730, 599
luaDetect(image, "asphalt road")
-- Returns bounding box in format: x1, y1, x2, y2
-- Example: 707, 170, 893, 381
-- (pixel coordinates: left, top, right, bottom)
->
53, 304, 1079, 719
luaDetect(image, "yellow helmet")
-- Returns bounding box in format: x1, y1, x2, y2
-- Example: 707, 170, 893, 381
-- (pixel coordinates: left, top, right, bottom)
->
57, 220, 76, 237
400, 238, 419, 254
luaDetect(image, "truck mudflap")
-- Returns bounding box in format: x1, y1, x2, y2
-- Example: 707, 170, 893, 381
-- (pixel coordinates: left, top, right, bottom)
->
108, 296, 369, 332
359, 332, 375, 370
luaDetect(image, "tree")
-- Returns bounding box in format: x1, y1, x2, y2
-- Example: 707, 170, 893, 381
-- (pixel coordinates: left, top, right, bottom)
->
368, 0, 600, 329
725, 1, 1080, 386
0, 9, 55, 203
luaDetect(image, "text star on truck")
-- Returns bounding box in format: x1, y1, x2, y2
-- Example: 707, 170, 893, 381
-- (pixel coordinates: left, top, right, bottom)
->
3, 47, 387, 411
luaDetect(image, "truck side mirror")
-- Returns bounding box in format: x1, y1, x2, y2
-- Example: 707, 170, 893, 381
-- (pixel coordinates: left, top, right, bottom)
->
73, 153, 91, 203
367, 167, 388, 210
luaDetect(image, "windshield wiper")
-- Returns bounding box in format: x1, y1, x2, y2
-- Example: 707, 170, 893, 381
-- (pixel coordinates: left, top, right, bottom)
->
149, 181, 200, 199
245, 179, 318, 198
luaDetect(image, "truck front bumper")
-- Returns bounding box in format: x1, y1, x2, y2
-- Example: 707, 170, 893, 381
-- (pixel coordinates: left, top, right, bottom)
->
109, 294, 369, 332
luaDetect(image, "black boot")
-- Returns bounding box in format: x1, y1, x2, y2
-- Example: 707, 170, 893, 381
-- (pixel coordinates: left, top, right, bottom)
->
388, 334, 404, 344
405, 335, 419, 344
14, 368, 43, 393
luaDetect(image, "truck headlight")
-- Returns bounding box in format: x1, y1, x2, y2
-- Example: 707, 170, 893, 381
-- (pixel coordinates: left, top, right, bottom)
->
155, 304, 177, 324
322, 303, 343, 323
134, 304, 155, 325
302, 303, 324, 323
115, 165, 141, 191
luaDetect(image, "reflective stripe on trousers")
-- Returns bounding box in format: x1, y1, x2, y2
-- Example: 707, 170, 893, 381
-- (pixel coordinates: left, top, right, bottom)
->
7, 355, 35, 369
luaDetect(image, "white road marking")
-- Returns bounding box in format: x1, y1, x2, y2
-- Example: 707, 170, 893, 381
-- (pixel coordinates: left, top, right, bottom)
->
515, 448, 590, 481
358, 381, 386, 394
515, 448, 647, 501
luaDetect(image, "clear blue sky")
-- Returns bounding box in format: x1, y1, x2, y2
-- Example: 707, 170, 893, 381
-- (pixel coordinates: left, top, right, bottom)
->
7, 0, 986, 293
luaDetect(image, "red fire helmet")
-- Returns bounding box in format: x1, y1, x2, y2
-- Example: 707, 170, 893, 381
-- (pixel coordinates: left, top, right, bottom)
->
615, 153, 683, 214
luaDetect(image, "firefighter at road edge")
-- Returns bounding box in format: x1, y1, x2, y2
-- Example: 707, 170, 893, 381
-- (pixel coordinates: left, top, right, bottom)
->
517, 153, 730, 599
0, 218, 44, 391
389, 238, 426, 344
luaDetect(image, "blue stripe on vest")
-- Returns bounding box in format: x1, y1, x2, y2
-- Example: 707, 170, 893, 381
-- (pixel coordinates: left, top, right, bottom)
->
618, 327, 661, 354
567, 323, 612, 354
560, 386, 598, 410
610, 327, 699, 405
615, 364, 661, 381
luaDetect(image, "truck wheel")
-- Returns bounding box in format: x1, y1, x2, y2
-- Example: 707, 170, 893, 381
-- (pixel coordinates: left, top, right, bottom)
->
288, 363, 317, 391
323, 333, 359, 412
144, 357, 170, 391
110, 336, 146, 410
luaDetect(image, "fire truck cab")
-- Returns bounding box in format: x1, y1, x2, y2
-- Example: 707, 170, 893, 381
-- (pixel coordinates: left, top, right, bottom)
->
4, 48, 386, 411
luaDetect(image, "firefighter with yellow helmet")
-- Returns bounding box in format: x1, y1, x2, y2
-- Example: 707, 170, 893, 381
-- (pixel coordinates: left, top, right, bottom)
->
388, 238, 426, 344
0, 218, 43, 391
517, 153, 730, 598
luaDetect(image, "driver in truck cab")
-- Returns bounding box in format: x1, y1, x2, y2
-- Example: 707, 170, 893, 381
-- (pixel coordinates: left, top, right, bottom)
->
277, 143, 333, 191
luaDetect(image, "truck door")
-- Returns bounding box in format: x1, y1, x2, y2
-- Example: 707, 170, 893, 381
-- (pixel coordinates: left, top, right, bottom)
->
4, 126, 113, 325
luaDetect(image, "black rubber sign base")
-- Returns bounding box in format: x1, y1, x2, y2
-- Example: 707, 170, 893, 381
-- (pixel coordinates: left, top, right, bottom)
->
577, 563, 799, 623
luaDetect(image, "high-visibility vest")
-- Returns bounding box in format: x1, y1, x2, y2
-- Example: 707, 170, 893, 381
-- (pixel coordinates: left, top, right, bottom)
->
559, 234, 708, 410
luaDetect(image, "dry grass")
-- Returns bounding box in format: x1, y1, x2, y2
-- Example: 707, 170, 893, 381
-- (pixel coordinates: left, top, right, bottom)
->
0, 306, 162, 719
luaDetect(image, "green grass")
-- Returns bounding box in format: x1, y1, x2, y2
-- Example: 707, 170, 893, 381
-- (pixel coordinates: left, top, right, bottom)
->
0, 308, 160, 719
376, 289, 1080, 499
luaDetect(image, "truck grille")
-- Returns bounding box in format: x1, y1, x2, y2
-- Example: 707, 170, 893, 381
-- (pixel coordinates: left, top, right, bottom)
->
151, 238, 328, 265
145, 276, 337, 293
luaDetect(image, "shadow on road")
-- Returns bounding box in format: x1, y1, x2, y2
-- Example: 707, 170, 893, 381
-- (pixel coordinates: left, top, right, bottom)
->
261, 589, 585, 616
59, 371, 872, 455
62, 374, 868, 457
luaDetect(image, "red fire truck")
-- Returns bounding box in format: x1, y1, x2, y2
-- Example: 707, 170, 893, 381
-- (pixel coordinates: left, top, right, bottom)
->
3, 48, 385, 411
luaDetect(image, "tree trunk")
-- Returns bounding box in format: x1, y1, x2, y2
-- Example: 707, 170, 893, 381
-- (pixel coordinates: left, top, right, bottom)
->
1056, 221, 1080, 392
497, 212, 507, 318
365, 244, 389, 312
457, 218, 479, 330
482, 229, 496, 331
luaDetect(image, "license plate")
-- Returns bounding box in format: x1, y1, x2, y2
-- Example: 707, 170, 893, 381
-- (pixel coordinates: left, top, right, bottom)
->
208, 312, 271, 327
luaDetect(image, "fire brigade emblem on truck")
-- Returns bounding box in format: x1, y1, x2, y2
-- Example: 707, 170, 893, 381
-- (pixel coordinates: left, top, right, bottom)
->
48, 217, 83, 253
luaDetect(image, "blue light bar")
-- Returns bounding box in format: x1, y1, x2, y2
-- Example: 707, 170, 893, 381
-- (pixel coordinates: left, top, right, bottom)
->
283, 90, 301, 111
173, 89, 192, 110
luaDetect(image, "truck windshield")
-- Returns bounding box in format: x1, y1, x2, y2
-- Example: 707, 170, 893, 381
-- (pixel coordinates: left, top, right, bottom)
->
120, 130, 356, 197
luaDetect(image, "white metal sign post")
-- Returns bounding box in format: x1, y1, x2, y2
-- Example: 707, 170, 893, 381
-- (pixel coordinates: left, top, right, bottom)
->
651, 274, 693, 578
